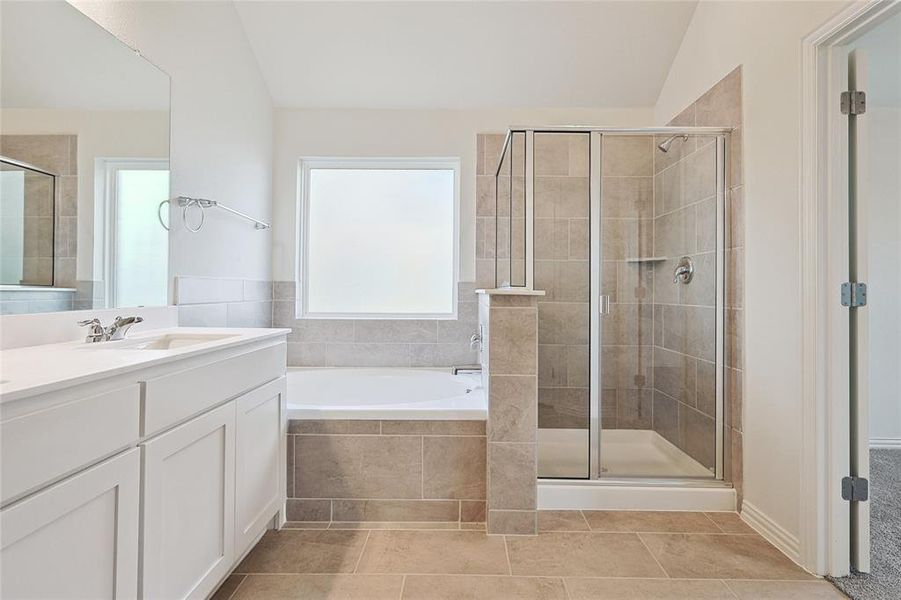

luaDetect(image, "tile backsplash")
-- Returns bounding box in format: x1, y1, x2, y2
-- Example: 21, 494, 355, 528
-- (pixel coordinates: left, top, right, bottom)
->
175, 275, 273, 328
275, 281, 479, 368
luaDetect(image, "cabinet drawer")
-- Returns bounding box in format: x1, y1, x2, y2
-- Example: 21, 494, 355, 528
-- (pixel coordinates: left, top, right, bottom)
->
1, 384, 141, 505
142, 342, 285, 437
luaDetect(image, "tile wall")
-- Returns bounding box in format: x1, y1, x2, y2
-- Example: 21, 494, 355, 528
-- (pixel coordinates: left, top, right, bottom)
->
175, 275, 273, 327
0, 134, 78, 288
286, 419, 486, 527
275, 281, 480, 368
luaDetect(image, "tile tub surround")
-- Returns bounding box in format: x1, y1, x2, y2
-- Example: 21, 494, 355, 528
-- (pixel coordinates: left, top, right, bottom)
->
480, 291, 541, 535
286, 419, 487, 528
0, 134, 78, 288
175, 275, 273, 328
274, 281, 480, 368
213, 510, 835, 600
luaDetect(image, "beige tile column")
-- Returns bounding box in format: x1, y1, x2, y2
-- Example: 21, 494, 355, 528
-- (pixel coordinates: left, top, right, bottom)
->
478, 289, 544, 535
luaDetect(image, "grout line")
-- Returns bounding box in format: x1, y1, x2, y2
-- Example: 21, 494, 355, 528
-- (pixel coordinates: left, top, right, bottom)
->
225, 574, 249, 600
578, 510, 592, 531
352, 529, 372, 574
398, 575, 406, 600
636, 532, 672, 579
704, 511, 727, 534
721, 579, 742, 599
503, 535, 513, 576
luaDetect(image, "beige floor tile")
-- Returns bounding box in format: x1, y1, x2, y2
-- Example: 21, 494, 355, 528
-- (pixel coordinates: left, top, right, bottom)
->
538, 511, 590, 532
582, 510, 721, 533
210, 574, 246, 600
328, 521, 460, 530
725, 580, 847, 599
506, 532, 666, 577
230, 574, 403, 599
461, 522, 486, 531
705, 512, 757, 534
564, 578, 735, 599
234, 530, 368, 574
355, 530, 509, 574
640, 533, 814, 580
402, 575, 566, 599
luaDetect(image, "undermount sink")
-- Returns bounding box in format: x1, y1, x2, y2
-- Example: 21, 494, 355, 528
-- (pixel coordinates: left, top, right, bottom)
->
108, 333, 239, 350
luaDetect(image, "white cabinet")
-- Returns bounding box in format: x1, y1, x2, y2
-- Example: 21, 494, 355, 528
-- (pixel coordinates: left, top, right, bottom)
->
1, 448, 140, 600
141, 402, 236, 600
235, 377, 286, 552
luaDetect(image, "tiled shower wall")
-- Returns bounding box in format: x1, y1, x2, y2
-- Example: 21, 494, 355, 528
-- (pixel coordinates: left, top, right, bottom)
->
598, 136, 655, 431
532, 134, 591, 430
655, 67, 744, 494
0, 134, 78, 288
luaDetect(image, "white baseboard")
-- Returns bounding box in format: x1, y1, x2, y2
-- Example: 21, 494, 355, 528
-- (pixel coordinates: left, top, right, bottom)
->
740, 501, 801, 565
870, 437, 901, 448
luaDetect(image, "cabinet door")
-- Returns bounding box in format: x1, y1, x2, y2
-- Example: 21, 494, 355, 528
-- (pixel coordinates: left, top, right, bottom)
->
141, 402, 235, 600
235, 376, 286, 553
1, 448, 140, 600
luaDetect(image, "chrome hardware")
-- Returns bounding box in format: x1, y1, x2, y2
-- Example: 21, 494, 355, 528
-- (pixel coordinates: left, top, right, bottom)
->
452, 365, 481, 375
673, 256, 694, 284
76, 315, 144, 343
599, 294, 611, 315
77, 318, 105, 343
840, 90, 866, 115
840, 282, 867, 307
106, 315, 144, 341
470, 332, 482, 351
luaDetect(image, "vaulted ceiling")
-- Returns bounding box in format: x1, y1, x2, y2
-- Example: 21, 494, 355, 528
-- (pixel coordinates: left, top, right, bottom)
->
234, 1, 698, 109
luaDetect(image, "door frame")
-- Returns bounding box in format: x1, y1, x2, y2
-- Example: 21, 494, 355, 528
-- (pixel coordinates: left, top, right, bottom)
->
799, 0, 900, 577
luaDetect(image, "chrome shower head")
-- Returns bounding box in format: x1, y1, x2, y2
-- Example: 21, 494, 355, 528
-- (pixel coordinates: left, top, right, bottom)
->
657, 134, 689, 153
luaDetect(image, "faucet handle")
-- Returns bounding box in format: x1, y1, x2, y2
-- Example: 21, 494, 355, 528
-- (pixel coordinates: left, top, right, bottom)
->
78, 318, 105, 343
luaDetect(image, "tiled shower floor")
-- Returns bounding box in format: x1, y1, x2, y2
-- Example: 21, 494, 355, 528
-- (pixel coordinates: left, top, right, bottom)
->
212, 511, 845, 599
539, 428, 713, 478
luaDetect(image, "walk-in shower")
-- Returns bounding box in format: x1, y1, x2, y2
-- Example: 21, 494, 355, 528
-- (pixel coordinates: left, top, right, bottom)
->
493, 127, 731, 485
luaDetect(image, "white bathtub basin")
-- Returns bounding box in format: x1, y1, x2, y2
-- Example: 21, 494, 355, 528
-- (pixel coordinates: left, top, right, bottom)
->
287, 367, 486, 420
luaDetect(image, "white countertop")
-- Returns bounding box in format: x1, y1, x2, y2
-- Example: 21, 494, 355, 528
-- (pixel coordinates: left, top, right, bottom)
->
0, 327, 290, 404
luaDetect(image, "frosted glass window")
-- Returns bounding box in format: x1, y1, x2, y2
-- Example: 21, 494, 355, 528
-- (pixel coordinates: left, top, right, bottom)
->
113, 168, 169, 307
302, 160, 458, 317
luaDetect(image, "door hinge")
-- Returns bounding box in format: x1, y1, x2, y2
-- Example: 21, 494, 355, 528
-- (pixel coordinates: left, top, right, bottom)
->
841, 476, 869, 501
841, 91, 866, 115
841, 282, 867, 307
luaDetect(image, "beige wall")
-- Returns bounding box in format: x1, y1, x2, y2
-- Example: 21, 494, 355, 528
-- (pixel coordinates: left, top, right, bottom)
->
654, 0, 849, 540
271, 107, 652, 285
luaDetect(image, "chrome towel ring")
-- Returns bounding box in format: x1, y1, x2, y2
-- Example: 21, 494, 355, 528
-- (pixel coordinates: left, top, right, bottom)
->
158, 196, 270, 232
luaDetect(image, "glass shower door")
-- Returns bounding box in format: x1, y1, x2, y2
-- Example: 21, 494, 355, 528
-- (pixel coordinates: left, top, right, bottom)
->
597, 131, 724, 479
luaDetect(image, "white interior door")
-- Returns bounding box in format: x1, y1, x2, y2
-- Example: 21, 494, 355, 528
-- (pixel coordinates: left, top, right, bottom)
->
847, 47, 871, 574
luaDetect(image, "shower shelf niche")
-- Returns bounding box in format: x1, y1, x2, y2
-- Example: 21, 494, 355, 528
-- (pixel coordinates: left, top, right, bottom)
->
624, 256, 667, 264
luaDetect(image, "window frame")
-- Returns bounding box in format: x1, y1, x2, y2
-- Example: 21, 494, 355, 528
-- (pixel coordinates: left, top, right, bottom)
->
297, 156, 460, 320
98, 157, 169, 308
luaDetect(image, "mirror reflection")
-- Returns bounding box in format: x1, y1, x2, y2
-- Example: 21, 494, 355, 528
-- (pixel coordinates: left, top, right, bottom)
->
0, 0, 170, 313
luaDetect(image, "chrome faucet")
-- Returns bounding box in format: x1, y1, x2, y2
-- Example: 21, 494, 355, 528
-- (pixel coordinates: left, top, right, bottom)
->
673, 256, 694, 284
77, 315, 144, 343
106, 316, 144, 341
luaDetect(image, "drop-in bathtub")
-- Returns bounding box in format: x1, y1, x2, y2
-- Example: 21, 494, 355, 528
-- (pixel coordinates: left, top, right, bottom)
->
286, 367, 486, 420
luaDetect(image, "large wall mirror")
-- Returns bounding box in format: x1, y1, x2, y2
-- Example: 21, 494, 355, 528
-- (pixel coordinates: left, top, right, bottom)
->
0, 0, 170, 314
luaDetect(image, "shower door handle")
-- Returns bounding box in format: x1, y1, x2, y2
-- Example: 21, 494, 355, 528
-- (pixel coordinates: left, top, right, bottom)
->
599, 295, 611, 315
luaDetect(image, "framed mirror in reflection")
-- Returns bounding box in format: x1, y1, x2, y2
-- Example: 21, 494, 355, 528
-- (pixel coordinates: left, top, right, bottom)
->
0, 0, 170, 314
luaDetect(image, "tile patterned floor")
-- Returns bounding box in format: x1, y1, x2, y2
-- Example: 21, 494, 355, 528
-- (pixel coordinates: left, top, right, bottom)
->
213, 511, 847, 599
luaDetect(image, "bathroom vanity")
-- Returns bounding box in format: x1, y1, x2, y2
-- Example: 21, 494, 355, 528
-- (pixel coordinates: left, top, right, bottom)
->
0, 327, 289, 599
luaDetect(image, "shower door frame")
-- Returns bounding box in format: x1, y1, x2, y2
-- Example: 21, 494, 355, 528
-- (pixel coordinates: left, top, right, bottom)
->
504, 126, 732, 484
